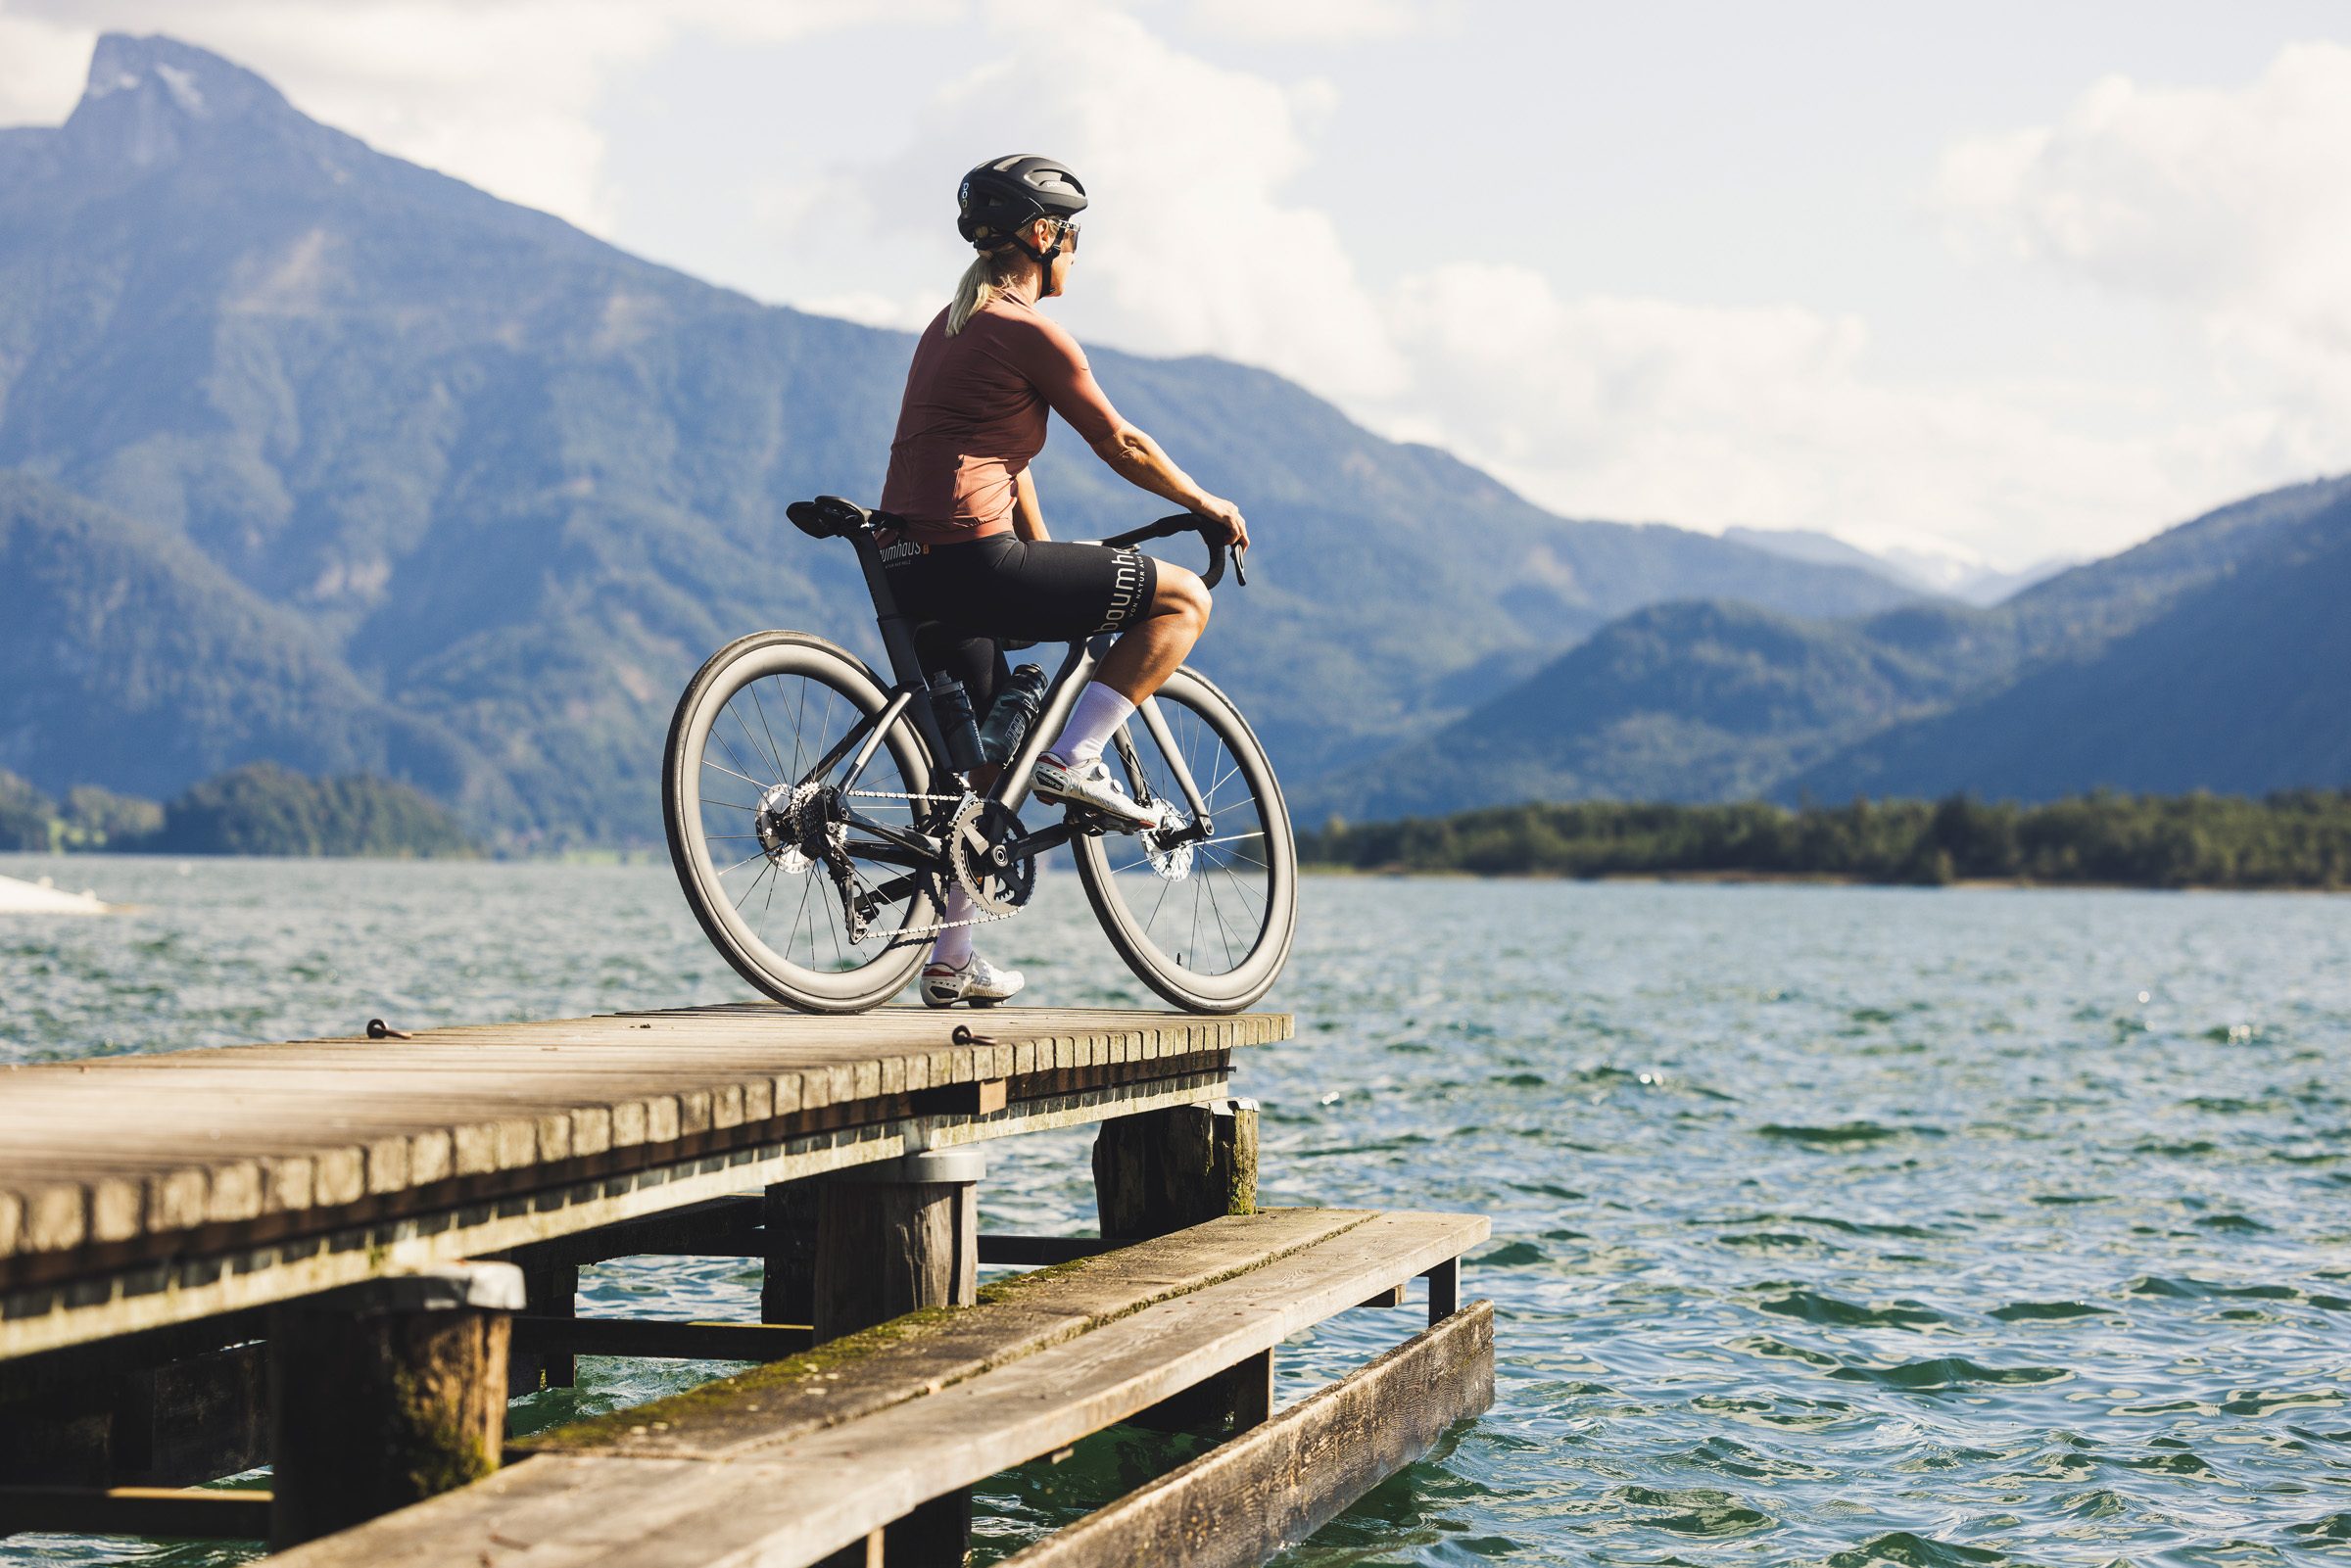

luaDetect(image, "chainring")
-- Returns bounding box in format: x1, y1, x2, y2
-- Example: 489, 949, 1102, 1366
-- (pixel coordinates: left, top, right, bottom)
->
947, 798, 1036, 917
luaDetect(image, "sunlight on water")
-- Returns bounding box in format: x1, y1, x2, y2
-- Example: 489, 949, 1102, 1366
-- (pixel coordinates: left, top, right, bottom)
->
3, 855, 2348, 1565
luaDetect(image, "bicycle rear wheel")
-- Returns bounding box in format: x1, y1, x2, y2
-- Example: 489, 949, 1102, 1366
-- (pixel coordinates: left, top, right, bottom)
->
663, 631, 939, 1013
1071, 667, 1296, 1013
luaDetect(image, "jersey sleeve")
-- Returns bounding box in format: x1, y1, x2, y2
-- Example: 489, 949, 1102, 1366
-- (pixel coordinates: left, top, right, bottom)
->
1009, 313, 1124, 446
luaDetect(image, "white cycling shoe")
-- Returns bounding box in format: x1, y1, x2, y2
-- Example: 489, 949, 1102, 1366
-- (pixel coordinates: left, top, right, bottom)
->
1032, 751, 1156, 831
921, 953, 1025, 1009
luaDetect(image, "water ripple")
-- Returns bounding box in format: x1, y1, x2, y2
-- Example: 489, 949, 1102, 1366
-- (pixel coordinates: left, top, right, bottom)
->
6, 861, 2350, 1565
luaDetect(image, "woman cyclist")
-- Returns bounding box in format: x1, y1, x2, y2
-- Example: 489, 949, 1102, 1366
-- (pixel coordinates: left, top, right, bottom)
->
877, 154, 1249, 1008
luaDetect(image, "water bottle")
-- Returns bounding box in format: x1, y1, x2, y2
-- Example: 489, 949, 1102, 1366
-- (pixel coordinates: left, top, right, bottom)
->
979, 664, 1051, 766
928, 672, 984, 774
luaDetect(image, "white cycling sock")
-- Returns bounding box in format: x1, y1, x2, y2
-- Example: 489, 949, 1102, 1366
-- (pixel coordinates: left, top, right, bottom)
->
931, 891, 976, 970
1049, 682, 1136, 766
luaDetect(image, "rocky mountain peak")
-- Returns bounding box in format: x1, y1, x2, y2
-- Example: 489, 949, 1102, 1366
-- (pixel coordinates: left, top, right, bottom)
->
63, 33, 303, 169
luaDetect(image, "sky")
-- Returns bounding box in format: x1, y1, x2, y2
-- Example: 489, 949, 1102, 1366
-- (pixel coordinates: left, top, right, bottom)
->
2, 1, 2349, 569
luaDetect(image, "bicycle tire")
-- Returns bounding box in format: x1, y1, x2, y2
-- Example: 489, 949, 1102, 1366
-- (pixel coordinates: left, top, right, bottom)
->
1071, 667, 1296, 1013
663, 630, 937, 1013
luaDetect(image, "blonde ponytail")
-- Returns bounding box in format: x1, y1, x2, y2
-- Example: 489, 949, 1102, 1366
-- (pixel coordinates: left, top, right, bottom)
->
947, 246, 1028, 335
947, 254, 994, 335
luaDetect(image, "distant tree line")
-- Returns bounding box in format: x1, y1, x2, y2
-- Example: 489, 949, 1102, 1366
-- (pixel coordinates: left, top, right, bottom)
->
1299, 792, 2351, 890
0, 762, 476, 858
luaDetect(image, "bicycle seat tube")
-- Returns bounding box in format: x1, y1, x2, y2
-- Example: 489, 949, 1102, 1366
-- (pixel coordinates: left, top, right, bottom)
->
851, 528, 954, 773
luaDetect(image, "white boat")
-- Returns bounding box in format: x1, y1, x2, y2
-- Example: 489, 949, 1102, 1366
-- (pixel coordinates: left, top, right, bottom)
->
0, 872, 113, 915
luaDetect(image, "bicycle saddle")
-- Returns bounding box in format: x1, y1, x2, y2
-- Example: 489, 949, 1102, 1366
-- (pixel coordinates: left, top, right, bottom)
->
787, 495, 874, 540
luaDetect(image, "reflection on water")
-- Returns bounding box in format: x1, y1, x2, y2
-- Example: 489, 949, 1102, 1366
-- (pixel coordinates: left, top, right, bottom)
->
4, 855, 2349, 1566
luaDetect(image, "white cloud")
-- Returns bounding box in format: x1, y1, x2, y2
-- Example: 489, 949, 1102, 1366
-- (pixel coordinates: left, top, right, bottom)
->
776, 7, 2319, 566
0, 0, 948, 230
840, 5, 1410, 400
0, 7, 94, 124
1372, 264, 2198, 562
9, 3, 2344, 567
1939, 41, 2351, 483
1185, 0, 1438, 42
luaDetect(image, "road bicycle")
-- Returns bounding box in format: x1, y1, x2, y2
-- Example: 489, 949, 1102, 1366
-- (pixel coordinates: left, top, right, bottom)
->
661, 496, 1297, 1015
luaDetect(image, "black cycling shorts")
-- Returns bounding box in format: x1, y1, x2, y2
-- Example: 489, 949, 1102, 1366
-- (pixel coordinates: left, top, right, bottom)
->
883, 533, 1158, 643
883, 533, 1158, 711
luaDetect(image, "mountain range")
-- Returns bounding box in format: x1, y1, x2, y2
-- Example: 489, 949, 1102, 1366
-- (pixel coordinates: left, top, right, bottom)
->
0, 33, 1915, 845
1305, 476, 2351, 821
1723, 528, 2069, 606
2, 33, 2343, 844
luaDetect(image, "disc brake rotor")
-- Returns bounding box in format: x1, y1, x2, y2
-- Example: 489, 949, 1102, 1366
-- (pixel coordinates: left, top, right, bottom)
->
1144, 798, 1196, 881
947, 798, 1035, 917
756, 782, 842, 875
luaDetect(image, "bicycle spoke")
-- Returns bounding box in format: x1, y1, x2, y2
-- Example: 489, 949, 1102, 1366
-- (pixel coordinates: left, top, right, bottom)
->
744, 683, 791, 782
1198, 866, 1237, 968
703, 756, 767, 792
732, 860, 775, 914
733, 701, 783, 785
1077, 678, 1289, 990
673, 646, 946, 1003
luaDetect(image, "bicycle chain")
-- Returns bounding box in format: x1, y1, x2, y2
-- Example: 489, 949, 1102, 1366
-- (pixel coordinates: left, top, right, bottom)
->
824, 785, 1022, 946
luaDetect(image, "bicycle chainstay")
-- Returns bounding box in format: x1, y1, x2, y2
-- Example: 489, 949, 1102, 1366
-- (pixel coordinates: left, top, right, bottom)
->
833, 786, 1026, 947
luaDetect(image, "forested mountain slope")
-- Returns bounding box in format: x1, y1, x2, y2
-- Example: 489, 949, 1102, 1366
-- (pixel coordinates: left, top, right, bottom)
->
0, 33, 1912, 841
0, 472, 511, 817
1307, 475, 2351, 820
1796, 484, 2351, 800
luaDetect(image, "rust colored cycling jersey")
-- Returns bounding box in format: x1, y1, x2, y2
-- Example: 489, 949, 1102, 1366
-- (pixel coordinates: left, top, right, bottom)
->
878, 295, 1124, 545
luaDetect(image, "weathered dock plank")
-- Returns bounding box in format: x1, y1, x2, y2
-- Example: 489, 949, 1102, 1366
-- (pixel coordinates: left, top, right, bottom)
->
0, 1006, 1288, 1359
523, 1208, 1378, 1461
999, 1301, 1497, 1567
267, 1209, 1489, 1568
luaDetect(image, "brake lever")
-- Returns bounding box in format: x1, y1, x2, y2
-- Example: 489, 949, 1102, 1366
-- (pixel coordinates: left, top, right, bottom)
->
1232, 543, 1248, 587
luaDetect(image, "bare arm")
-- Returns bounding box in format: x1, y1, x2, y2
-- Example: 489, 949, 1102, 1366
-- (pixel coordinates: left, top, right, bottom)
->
1087, 423, 1249, 548
1011, 467, 1051, 541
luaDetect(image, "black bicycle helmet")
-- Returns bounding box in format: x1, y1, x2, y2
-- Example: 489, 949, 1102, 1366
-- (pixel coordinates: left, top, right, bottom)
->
958, 154, 1087, 261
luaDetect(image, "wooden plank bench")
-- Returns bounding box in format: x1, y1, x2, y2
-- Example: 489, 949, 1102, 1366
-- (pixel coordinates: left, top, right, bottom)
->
269, 1207, 1493, 1567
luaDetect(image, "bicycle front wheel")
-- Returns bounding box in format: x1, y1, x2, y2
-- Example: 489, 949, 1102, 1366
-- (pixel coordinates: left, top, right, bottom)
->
664, 631, 939, 1013
1071, 667, 1297, 1013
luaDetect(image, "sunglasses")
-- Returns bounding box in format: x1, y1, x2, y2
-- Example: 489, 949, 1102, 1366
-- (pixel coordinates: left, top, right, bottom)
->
1057, 220, 1080, 255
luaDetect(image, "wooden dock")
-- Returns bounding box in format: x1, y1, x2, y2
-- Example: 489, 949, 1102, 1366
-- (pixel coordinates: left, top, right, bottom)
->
0, 1004, 1277, 1358
0, 1003, 1495, 1565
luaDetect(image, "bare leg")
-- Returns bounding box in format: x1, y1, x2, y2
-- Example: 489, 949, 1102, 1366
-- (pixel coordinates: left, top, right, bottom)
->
1092, 564, 1211, 703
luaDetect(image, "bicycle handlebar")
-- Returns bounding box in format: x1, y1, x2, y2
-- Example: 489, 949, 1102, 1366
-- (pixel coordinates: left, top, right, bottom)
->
1100, 513, 1247, 590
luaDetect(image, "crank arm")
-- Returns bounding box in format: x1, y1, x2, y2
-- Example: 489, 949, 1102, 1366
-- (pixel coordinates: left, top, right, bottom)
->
1008, 822, 1076, 857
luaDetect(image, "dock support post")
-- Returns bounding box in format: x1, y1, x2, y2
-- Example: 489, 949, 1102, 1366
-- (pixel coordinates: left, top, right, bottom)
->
1093, 1099, 1265, 1437
265, 1261, 522, 1551
1092, 1097, 1258, 1240
506, 1251, 578, 1392
1425, 1256, 1460, 1325
815, 1150, 983, 1566
761, 1176, 822, 1327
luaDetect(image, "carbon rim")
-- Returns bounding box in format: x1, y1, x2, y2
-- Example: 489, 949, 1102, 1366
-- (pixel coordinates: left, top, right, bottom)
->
669, 638, 935, 1005
1075, 670, 1294, 1006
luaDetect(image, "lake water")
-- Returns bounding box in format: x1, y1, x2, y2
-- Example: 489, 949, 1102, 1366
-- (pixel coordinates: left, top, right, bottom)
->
3, 854, 2347, 1566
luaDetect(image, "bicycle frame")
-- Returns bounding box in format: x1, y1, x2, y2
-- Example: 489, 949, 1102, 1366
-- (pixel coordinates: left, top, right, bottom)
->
805, 528, 1217, 874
